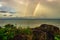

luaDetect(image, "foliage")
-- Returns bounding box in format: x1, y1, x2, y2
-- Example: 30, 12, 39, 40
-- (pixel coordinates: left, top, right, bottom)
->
0, 24, 16, 40
22, 28, 32, 35
4, 24, 16, 28
54, 35, 60, 40
0, 24, 32, 40
0, 24, 59, 40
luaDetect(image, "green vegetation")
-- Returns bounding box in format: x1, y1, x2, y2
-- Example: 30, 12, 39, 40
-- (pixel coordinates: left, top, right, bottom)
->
0, 24, 16, 40
55, 35, 60, 40
0, 24, 59, 40
0, 24, 32, 40
22, 27, 32, 35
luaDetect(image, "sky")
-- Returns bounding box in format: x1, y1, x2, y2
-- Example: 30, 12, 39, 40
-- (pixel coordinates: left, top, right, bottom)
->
0, 0, 60, 19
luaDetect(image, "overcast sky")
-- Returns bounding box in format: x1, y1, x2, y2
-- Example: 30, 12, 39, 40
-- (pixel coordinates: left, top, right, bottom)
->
34, 0, 60, 19
0, 0, 60, 19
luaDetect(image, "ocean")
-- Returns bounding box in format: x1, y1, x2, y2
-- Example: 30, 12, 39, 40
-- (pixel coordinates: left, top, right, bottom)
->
0, 19, 60, 28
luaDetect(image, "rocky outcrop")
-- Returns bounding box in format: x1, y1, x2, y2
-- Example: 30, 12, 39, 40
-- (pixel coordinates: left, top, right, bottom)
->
13, 24, 60, 40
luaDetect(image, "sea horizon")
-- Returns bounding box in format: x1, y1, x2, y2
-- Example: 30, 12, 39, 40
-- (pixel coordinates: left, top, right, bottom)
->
0, 19, 60, 29
0, 17, 60, 20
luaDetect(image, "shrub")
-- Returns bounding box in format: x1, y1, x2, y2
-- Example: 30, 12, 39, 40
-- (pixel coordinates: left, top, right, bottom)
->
54, 35, 60, 40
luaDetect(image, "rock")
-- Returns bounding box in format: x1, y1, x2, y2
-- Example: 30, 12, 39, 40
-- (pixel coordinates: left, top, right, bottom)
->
13, 24, 60, 40
31, 24, 59, 40
13, 34, 27, 40
40, 24, 59, 34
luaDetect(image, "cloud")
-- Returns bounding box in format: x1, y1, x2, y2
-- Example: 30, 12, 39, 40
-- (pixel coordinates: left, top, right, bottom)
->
0, 5, 16, 13
0, 0, 60, 18
33, 3, 54, 18
33, 0, 60, 18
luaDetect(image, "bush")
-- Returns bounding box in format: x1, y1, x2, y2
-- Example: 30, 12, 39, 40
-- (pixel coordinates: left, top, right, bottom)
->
22, 28, 32, 35
54, 35, 60, 40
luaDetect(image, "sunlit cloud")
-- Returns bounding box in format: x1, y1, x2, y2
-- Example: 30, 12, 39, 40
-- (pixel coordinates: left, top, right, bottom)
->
46, 0, 56, 2
31, 0, 60, 18
0, 4, 2, 7
0, 0, 60, 18
33, 3, 53, 18
14, 0, 23, 4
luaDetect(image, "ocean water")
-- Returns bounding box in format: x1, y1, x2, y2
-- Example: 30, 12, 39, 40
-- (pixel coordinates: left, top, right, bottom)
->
0, 19, 60, 28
